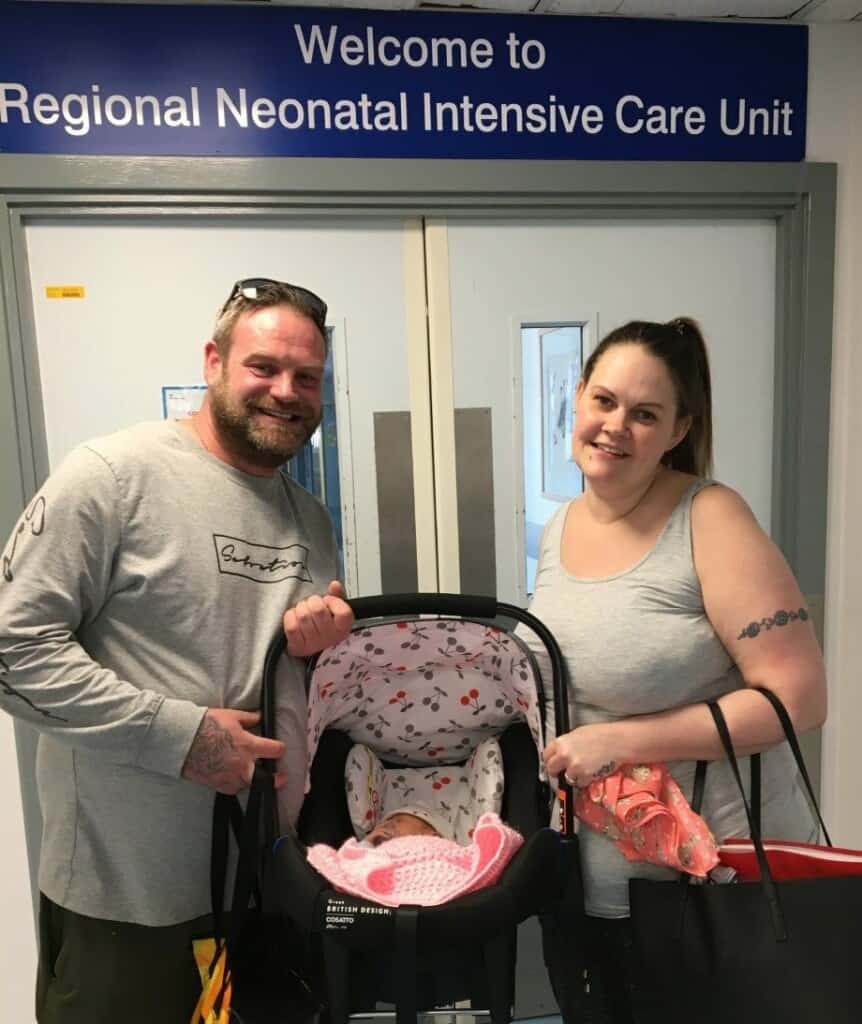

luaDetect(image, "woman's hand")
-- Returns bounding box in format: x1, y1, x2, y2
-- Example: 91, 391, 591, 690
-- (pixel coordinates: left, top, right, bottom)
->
543, 723, 623, 788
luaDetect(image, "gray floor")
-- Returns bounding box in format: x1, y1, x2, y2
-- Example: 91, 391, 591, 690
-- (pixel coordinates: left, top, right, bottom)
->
349, 1009, 561, 1023
513, 917, 558, 1019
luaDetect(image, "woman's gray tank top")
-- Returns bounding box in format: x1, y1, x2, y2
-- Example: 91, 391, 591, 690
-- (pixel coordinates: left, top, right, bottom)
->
524, 479, 814, 917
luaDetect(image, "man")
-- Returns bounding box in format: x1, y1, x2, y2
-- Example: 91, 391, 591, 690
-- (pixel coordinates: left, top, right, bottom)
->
0, 277, 354, 1023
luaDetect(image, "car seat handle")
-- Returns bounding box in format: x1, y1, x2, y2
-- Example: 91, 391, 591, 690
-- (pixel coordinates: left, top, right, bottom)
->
348, 593, 499, 621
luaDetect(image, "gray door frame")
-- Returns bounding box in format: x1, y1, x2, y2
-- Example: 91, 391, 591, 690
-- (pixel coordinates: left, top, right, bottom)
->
0, 153, 837, 922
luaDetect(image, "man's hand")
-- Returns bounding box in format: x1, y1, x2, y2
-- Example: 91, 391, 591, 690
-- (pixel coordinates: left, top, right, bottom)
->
283, 580, 354, 657
181, 709, 286, 795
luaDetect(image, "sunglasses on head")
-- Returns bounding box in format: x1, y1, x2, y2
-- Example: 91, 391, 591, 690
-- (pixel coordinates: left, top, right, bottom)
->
219, 277, 328, 332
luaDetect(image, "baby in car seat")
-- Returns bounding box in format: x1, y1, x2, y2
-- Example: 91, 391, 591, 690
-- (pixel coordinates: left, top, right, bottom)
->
305, 739, 525, 907
307, 805, 524, 908
359, 805, 448, 847
346, 736, 505, 847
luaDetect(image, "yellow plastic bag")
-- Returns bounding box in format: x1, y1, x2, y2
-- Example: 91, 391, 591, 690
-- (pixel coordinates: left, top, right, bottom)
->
191, 937, 233, 1024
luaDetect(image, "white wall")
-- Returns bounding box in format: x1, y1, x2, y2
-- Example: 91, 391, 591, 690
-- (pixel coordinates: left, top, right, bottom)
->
808, 25, 862, 845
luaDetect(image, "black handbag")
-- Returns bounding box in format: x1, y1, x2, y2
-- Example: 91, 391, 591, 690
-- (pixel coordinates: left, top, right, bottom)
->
628, 686, 862, 1024
199, 767, 323, 1024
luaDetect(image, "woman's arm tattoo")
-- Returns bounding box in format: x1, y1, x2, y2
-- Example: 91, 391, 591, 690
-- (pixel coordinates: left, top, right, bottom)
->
738, 607, 809, 640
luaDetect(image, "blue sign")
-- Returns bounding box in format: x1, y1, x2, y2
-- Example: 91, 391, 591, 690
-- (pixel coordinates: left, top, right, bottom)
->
0, 2, 807, 160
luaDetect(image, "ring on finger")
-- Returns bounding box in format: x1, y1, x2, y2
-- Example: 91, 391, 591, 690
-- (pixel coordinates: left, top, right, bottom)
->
564, 772, 578, 787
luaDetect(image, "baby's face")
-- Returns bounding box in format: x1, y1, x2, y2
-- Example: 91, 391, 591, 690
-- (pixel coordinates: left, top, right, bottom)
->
365, 813, 440, 847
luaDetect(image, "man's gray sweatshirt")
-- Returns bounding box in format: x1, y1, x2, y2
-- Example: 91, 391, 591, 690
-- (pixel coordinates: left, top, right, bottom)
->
0, 421, 338, 925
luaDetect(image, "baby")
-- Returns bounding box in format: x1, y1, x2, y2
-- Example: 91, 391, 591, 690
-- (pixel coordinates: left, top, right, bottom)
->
308, 809, 524, 908
358, 805, 448, 847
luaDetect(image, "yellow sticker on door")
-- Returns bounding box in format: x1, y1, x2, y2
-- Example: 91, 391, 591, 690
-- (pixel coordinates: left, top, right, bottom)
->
46, 286, 85, 299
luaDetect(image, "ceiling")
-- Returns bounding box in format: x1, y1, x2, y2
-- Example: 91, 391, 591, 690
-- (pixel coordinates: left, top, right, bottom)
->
17, 0, 862, 20
288, 0, 862, 20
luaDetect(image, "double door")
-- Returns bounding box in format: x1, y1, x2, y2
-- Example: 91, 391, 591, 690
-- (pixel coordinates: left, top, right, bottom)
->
24, 212, 776, 603
10, 210, 776, 1019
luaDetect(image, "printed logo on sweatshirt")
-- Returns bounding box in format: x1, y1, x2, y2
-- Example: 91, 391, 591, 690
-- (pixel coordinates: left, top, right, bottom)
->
213, 535, 313, 584
2, 495, 46, 583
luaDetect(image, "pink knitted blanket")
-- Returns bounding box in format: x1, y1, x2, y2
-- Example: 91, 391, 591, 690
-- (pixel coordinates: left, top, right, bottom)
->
306, 812, 524, 907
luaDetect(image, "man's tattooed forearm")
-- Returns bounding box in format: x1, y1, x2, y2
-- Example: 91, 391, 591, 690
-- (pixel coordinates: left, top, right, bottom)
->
184, 716, 235, 774
738, 607, 809, 640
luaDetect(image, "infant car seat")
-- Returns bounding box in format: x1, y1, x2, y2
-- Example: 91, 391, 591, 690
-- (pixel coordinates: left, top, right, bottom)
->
263, 593, 582, 1024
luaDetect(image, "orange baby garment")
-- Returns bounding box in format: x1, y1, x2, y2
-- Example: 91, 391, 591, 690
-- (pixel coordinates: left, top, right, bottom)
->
574, 763, 719, 877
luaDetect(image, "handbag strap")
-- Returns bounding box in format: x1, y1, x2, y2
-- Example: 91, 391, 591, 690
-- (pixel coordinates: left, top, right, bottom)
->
697, 684, 826, 840
208, 627, 284, 1006
208, 792, 236, 1016
211, 792, 231, 945
209, 763, 276, 1011
693, 752, 761, 825
212, 791, 256, 932
673, 758, 708, 933
707, 700, 787, 942
693, 751, 761, 828
753, 685, 832, 846
750, 753, 761, 835
691, 757, 707, 813
687, 751, 757, 865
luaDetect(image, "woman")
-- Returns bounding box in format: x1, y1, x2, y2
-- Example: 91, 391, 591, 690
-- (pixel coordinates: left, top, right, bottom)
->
528, 317, 826, 1022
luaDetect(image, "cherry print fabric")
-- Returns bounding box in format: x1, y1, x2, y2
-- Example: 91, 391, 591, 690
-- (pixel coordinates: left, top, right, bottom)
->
306, 620, 544, 789
345, 737, 504, 845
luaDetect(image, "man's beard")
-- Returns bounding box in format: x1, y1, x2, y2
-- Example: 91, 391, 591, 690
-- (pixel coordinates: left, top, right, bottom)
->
208, 379, 321, 471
